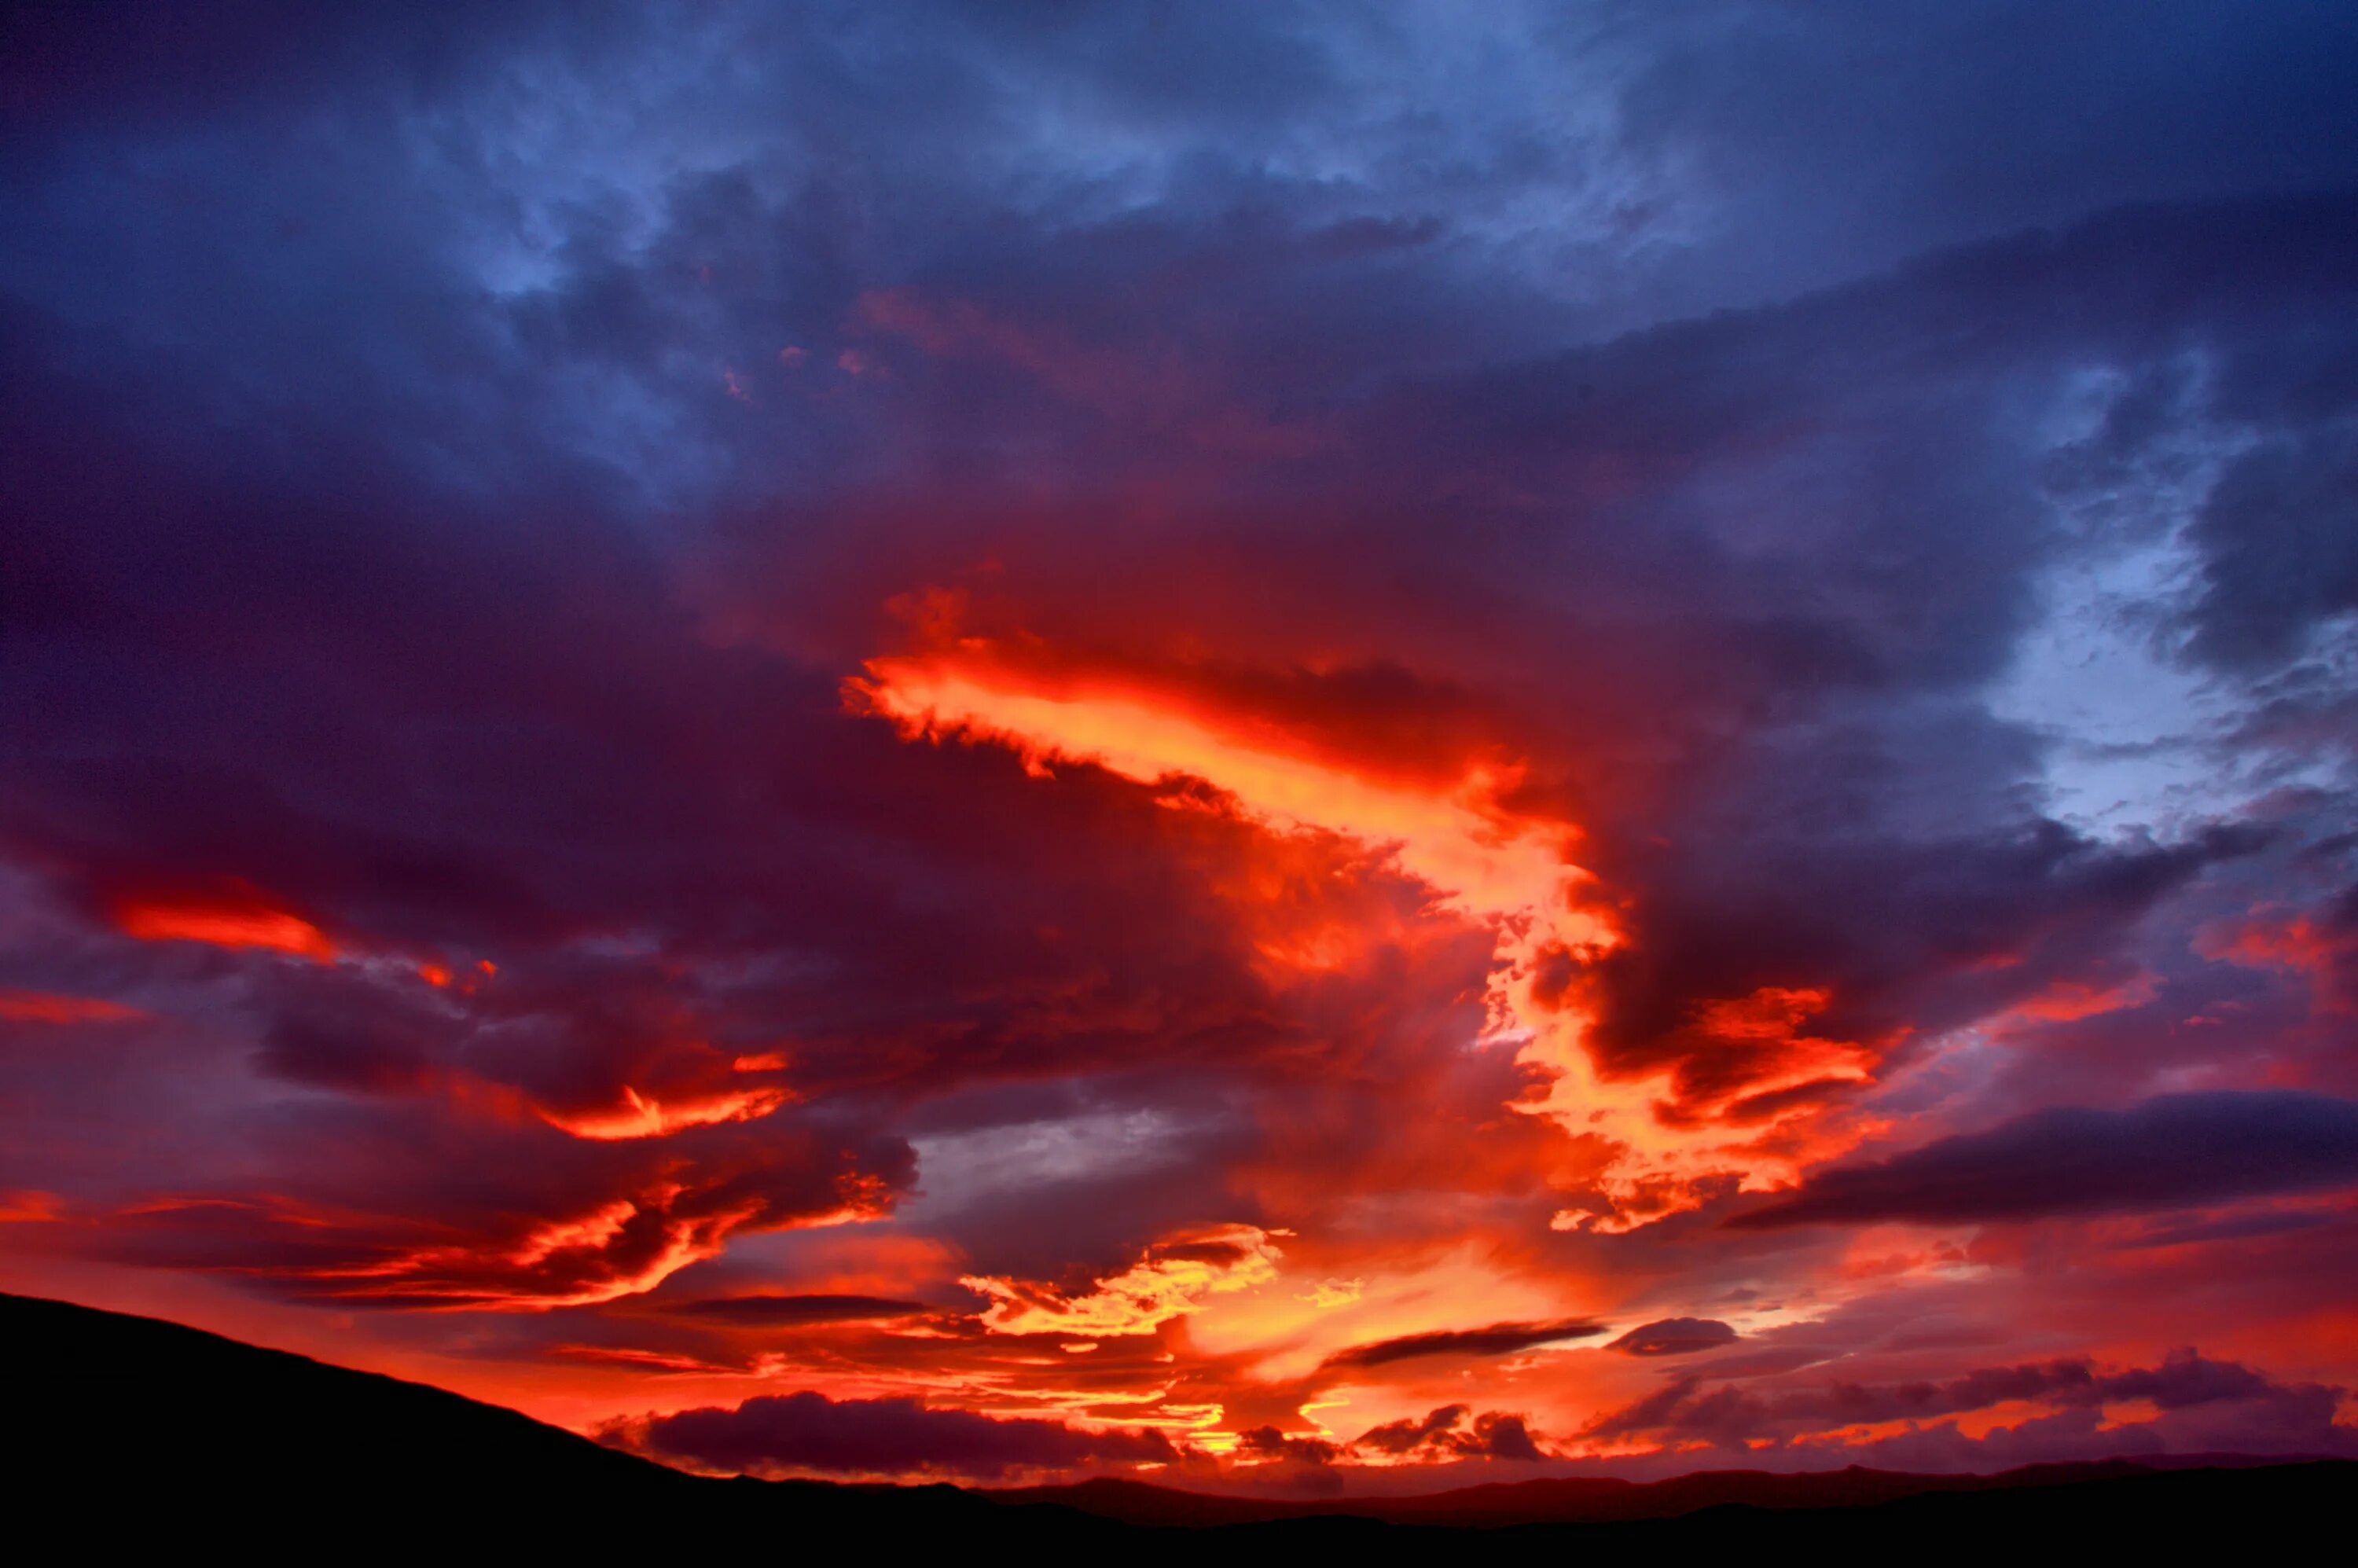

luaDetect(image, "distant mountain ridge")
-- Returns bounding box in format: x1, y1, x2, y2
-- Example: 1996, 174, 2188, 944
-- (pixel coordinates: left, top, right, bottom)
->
9, 1291, 2343, 1548
1010, 1452, 2320, 1528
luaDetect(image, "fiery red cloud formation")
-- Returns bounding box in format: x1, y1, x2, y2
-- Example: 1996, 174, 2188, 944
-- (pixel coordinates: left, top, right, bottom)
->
539, 1085, 797, 1142
850, 641, 1881, 1232
114, 898, 337, 962
5, 0, 2358, 1494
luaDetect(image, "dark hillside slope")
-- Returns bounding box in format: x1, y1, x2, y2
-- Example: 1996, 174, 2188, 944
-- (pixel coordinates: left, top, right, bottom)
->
5, 1291, 1027, 1544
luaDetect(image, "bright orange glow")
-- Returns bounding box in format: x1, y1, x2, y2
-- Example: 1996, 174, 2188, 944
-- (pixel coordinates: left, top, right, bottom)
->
853, 644, 1863, 1228
537, 1084, 795, 1140
116, 898, 336, 961
1186, 1238, 1578, 1384
509, 1199, 637, 1265
0, 989, 147, 1023
964, 1224, 1284, 1335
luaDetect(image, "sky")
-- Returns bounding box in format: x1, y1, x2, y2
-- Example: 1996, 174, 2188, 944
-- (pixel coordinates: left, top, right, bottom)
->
4, 0, 2357, 1493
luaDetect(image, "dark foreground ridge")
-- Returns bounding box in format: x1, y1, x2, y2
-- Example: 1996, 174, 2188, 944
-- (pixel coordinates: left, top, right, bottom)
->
11, 1291, 2342, 1551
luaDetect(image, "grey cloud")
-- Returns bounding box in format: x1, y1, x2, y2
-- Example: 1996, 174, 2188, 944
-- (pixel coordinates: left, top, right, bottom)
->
1732, 1092, 2358, 1228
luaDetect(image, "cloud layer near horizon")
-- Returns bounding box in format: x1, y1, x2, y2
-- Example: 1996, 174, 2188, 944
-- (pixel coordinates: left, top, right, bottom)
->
4, 0, 2356, 1489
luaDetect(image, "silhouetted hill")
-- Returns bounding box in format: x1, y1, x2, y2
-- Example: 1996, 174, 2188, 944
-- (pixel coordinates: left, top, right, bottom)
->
8, 1291, 1028, 1544
9, 1292, 2344, 1551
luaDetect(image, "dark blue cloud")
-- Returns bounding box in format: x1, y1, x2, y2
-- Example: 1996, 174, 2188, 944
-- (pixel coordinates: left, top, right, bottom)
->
666, 1294, 928, 1324
1733, 1092, 2358, 1228
619, 1390, 1174, 1478
1583, 1349, 2352, 1453
1608, 1318, 1739, 1357
1351, 1405, 1546, 1461
2183, 423, 2358, 670
1321, 1317, 1609, 1371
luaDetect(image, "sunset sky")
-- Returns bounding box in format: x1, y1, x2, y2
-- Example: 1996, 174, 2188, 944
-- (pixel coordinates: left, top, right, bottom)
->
6, 2, 2357, 1491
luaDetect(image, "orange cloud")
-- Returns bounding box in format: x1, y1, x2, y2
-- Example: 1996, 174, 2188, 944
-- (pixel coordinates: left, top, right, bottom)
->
1673, 985, 1877, 1118
1187, 1237, 1580, 1387
537, 1084, 797, 1141
964, 1224, 1284, 1336
851, 640, 1868, 1228
298, 1178, 887, 1311
115, 898, 336, 961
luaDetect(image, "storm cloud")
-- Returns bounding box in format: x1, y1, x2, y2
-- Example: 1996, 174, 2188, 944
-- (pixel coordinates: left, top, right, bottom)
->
1732, 1092, 2358, 1228
618, 1392, 1175, 1479
1321, 1319, 1611, 1372
3, 0, 2356, 1489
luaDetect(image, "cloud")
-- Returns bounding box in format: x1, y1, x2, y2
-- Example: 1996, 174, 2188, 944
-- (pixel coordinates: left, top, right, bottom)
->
112, 894, 338, 960
1607, 1318, 1740, 1357
1731, 1092, 2358, 1228
5, 0, 2358, 1488
1233, 1424, 1342, 1466
615, 1390, 1175, 1480
963, 1225, 1283, 1336
75, 1098, 916, 1311
1350, 1405, 1547, 1461
2180, 423, 2358, 670
666, 1294, 929, 1325
1321, 1316, 1608, 1372
1583, 1350, 2350, 1454
0, 990, 146, 1024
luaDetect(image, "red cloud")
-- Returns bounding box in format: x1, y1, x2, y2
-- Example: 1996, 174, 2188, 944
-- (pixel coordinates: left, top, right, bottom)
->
115, 897, 336, 960
0, 990, 147, 1023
